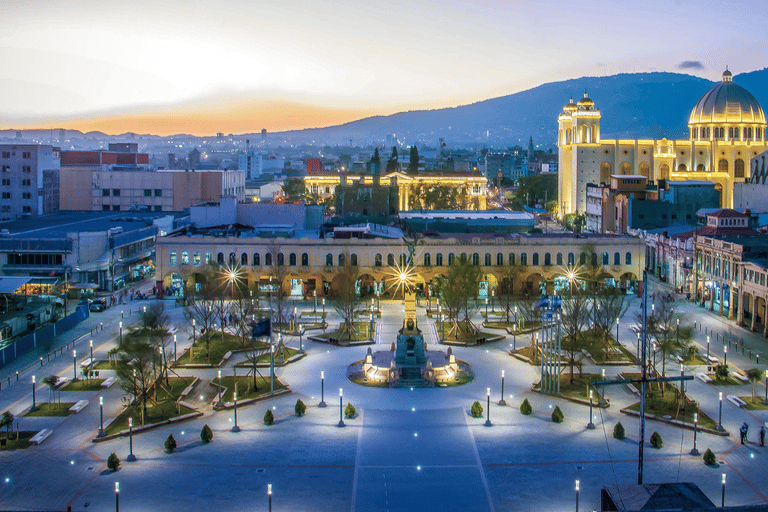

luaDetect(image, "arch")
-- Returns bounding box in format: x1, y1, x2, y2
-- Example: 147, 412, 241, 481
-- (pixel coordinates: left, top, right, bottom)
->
520, 253, 527, 266
556, 252, 563, 266
509, 253, 516, 265
265, 253, 272, 266
325, 253, 333, 267
660, 163, 670, 179
276, 253, 284, 266
580, 252, 587, 265
696, 164, 706, 172
639, 162, 650, 178
718, 159, 728, 172
735, 158, 745, 178
568, 252, 575, 266
619, 162, 631, 175
338, 253, 345, 267
435, 253, 443, 266
602, 252, 609, 266
448, 253, 455, 265
579, 125, 587, 143
496, 252, 504, 266
241, 252, 248, 266
532, 253, 539, 266
590, 123, 598, 141
591, 253, 598, 267
423, 253, 431, 266
289, 253, 296, 266
484, 253, 492, 266
600, 162, 612, 184
375, 253, 382, 267
229, 252, 236, 266
253, 253, 260, 266
614, 252, 621, 266
387, 254, 395, 266
525, 272, 546, 295
351, 253, 358, 266
544, 253, 551, 266
301, 253, 309, 266
217, 252, 224, 264
677, 164, 687, 173
399, 253, 407, 267
357, 273, 377, 297
472, 253, 480, 265
625, 252, 632, 265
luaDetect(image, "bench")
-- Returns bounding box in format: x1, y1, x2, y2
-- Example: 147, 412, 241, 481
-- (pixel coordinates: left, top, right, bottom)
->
101, 376, 117, 388
55, 377, 70, 389
732, 371, 749, 383
626, 383, 640, 396
30, 429, 52, 445
222, 351, 232, 362
707, 354, 720, 364
80, 357, 94, 368
727, 394, 747, 407
696, 372, 713, 383
673, 354, 684, 364
69, 400, 89, 413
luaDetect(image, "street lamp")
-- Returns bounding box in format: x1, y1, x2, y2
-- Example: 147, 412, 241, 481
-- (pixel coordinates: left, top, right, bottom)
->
115, 482, 120, 512
98, 396, 105, 437
575, 479, 580, 512
485, 297, 488, 317
314, 290, 317, 314
706, 334, 710, 362
322, 297, 325, 316
721, 473, 726, 508
293, 306, 298, 333
338, 388, 345, 427
616, 317, 619, 344
319, 371, 326, 407
587, 389, 595, 429
31, 375, 38, 412
268, 483, 273, 512
513, 323, 517, 351
126, 417, 136, 461
72, 349, 78, 381
691, 412, 700, 456
173, 334, 177, 363
231, 392, 240, 432
369, 310, 374, 342
724, 345, 728, 366
216, 370, 223, 407
484, 387, 492, 426
717, 392, 724, 431
119, 321, 123, 346
270, 344, 275, 394
499, 370, 506, 405
676, 318, 679, 347
192, 318, 196, 347
89, 339, 94, 366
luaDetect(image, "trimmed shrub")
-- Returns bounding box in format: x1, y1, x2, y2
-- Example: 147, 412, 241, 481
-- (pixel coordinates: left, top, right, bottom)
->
613, 422, 625, 440
345, 403, 356, 419
519, 398, 532, 415
200, 424, 213, 444
107, 452, 120, 471
714, 364, 729, 381
470, 401, 484, 418
295, 399, 307, 417
703, 448, 717, 465
264, 409, 274, 425
164, 433, 177, 453
650, 431, 663, 449
551, 405, 564, 423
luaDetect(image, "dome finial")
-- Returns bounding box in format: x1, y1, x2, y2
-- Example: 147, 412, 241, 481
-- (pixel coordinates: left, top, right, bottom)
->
723, 67, 733, 82
584, 89, 588, 98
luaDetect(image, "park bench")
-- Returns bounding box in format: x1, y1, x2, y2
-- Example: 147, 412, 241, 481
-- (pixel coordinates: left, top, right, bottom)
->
672, 354, 684, 364
696, 373, 713, 383
55, 377, 70, 389
727, 394, 747, 408
626, 383, 640, 396
101, 376, 117, 388
222, 351, 232, 361
30, 429, 52, 445
731, 371, 749, 383
80, 357, 93, 368
707, 354, 720, 365
69, 400, 89, 414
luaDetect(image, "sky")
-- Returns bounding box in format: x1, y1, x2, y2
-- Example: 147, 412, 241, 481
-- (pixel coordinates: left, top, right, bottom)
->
1, 0, 767, 136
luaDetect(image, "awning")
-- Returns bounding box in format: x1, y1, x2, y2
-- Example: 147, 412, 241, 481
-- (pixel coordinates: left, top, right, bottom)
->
0, 276, 32, 294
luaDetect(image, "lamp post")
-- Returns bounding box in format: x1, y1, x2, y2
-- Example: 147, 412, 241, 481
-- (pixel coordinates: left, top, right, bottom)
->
485, 297, 488, 318
31, 375, 38, 412
319, 371, 326, 407
89, 339, 94, 366
691, 412, 700, 455
369, 310, 374, 342
706, 334, 710, 362
484, 387, 492, 426
575, 479, 580, 512
616, 317, 619, 344
216, 370, 223, 407
192, 318, 196, 346
680, 363, 686, 411
231, 391, 240, 432
98, 396, 105, 437
499, 370, 506, 405
131, 368, 137, 402
115, 482, 120, 512
587, 389, 595, 429
721, 473, 726, 508
270, 344, 275, 394
293, 306, 297, 334
322, 297, 325, 316
268, 483, 272, 512
513, 323, 517, 351
126, 417, 136, 461
338, 388, 345, 427
676, 318, 680, 347
314, 290, 317, 314
717, 392, 724, 431
724, 345, 728, 366
72, 349, 78, 381
119, 321, 123, 347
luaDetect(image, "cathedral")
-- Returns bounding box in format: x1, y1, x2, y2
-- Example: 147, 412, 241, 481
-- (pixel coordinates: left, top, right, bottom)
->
558, 69, 767, 215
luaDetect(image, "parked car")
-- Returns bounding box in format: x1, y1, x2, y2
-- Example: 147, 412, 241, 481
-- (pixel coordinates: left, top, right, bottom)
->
89, 298, 109, 312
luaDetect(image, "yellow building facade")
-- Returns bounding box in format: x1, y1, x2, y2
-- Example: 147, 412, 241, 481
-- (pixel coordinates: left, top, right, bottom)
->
304, 171, 488, 211
558, 70, 767, 215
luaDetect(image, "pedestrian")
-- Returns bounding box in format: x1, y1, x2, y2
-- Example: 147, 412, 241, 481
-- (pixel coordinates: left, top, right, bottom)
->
740, 424, 746, 444
760, 425, 766, 447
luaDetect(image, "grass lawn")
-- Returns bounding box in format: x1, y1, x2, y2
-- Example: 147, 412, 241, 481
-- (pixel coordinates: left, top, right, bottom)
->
436, 324, 499, 344
178, 331, 255, 365
710, 377, 746, 386
234, 346, 300, 367
25, 402, 77, 417
314, 322, 373, 343
484, 320, 542, 331
104, 376, 196, 436
740, 396, 768, 410
683, 355, 709, 366
537, 373, 606, 401
212, 375, 287, 402
300, 311, 326, 319
93, 360, 120, 370
621, 374, 717, 429
60, 379, 105, 391
0, 431, 36, 450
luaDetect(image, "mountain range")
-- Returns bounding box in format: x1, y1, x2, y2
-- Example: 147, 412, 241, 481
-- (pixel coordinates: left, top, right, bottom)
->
4, 68, 768, 148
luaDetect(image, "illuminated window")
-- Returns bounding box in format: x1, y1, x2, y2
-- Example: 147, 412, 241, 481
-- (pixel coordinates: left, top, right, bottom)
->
169, 252, 177, 266
181, 251, 189, 265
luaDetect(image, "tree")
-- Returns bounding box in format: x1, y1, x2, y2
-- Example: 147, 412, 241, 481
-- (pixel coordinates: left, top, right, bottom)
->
263, 409, 274, 425
593, 288, 629, 361
200, 424, 213, 443
519, 399, 532, 415
642, 293, 689, 394
370, 148, 381, 169
470, 401, 484, 418
408, 146, 419, 174
0, 411, 14, 438
714, 364, 729, 381
613, 422, 625, 440
107, 453, 120, 471
496, 264, 526, 323
746, 368, 764, 403
545, 200, 558, 217
551, 405, 564, 423
164, 433, 177, 453
344, 403, 356, 418
141, 302, 169, 331
41, 375, 59, 403
268, 244, 291, 329
511, 174, 557, 208
281, 178, 306, 203
385, 146, 399, 173
116, 341, 157, 423
559, 293, 598, 382
436, 255, 482, 341
330, 254, 361, 341
650, 431, 663, 449
295, 399, 306, 417
185, 269, 219, 359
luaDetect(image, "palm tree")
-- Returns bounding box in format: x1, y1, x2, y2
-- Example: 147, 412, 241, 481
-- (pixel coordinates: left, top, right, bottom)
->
746, 368, 764, 403
41, 375, 59, 403
0, 411, 14, 439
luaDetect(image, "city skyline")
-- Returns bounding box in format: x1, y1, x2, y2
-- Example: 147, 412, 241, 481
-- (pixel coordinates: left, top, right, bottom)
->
1, 0, 767, 136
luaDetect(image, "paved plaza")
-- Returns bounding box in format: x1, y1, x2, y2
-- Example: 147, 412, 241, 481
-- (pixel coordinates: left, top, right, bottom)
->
1, 283, 768, 511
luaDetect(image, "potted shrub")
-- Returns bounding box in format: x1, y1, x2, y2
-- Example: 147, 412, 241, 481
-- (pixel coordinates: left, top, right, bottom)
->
551, 405, 564, 423
344, 403, 356, 419
470, 401, 484, 418
164, 433, 177, 453
200, 424, 213, 444
264, 409, 275, 425
107, 452, 120, 472
295, 399, 307, 417
519, 399, 533, 415
613, 422, 625, 440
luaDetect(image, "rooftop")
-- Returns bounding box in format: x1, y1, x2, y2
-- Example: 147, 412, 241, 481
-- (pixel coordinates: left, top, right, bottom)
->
0, 211, 178, 240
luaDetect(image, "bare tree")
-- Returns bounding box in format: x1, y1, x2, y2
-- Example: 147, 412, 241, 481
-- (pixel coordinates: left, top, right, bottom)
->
330, 253, 361, 341
436, 255, 482, 340
496, 263, 526, 323
116, 341, 158, 424
268, 244, 291, 328
185, 269, 219, 359
592, 288, 629, 360
559, 293, 598, 382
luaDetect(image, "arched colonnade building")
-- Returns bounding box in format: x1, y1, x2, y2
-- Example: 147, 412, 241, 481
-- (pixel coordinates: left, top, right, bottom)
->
155, 232, 645, 300
558, 69, 768, 215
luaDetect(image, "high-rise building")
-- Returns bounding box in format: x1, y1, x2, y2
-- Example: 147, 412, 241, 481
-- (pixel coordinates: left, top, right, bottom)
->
0, 144, 60, 221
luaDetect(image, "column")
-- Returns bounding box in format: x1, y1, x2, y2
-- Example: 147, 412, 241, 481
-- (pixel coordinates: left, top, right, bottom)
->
729, 288, 736, 320
710, 281, 715, 311
718, 283, 724, 316
737, 291, 745, 325
763, 296, 768, 338
751, 294, 758, 332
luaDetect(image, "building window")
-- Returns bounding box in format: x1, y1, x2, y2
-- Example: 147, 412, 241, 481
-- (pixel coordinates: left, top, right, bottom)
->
399, 254, 407, 267
241, 252, 248, 266
532, 253, 539, 266
424, 253, 431, 266
102, 189, 110, 196
544, 253, 552, 266
520, 253, 527, 266
253, 253, 260, 266
0, 152, 9, 159
387, 254, 395, 266
205, 252, 212, 265
112, 189, 120, 196
509, 253, 515, 265
326, 253, 333, 267
289, 253, 296, 266
102, 205, 110, 211
484, 253, 492, 266
472, 253, 480, 265
1, 192, 10, 199
154, 189, 162, 197
169, 252, 177, 266
22, 206, 31, 213
277, 253, 284, 266
436, 253, 443, 266
22, 179, 30, 186
448, 253, 455, 266
229, 253, 236, 266
22, 192, 31, 199
735, 159, 745, 178
497, 253, 504, 266
193, 251, 201, 265
556, 253, 563, 266
301, 253, 309, 266
351, 254, 358, 266
375, 254, 382, 267
614, 252, 620, 266
602, 252, 609, 266
144, 189, 152, 197
112, 205, 120, 211
154, 206, 162, 212
217, 252, 225, 264
22, 165, 31, 173
22, 151, 31, 159
338, 253, 346, 267
626, 252, 632, 265
1, 179, 8, 186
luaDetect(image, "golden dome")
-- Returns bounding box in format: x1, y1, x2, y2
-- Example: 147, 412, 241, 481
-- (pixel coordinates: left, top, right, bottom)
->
563, 97, 578, 114
577, 90, 594, 108
688, 69, 766, 126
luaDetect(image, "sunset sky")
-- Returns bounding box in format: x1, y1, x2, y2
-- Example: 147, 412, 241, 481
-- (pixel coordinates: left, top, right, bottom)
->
1, 0, 766, 136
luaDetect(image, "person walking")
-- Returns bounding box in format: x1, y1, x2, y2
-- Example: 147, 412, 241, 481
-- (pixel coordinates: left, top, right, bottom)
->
740, 424, 747, 444
760, 425, 766, 447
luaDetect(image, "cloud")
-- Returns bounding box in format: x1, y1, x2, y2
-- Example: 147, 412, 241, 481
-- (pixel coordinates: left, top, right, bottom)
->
677, 60, 705, 70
